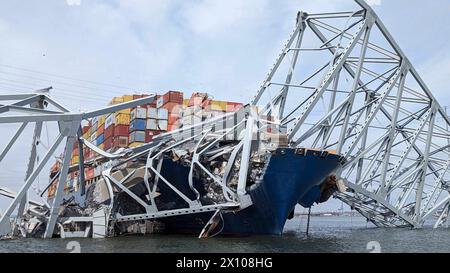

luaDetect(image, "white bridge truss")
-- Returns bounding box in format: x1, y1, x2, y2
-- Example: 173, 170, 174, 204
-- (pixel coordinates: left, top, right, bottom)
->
0, 0, 449, 239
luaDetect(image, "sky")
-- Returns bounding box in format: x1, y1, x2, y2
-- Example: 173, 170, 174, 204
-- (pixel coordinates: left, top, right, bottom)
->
0, 0, 450, 213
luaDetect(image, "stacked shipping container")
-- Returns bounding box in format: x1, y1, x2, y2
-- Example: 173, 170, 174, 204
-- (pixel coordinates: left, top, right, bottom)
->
49, 91, 243, 198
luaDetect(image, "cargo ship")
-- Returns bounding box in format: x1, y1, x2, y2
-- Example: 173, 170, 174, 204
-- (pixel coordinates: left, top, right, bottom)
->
46, 91, 345, 237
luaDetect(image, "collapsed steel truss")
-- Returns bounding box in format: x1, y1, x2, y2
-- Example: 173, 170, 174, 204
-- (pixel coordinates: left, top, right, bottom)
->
252, 0, 450, 228
1, 0, 450, 239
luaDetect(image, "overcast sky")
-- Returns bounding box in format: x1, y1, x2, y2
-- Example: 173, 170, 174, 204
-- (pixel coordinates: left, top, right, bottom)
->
1, 0, 450, 213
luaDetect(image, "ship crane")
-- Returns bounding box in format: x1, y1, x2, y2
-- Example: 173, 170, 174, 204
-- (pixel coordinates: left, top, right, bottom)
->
1, 0, 450, 238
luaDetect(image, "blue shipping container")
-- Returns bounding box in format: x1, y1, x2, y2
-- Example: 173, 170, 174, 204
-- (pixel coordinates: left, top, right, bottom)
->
96, 134, 104, 145
130, 119, 146, 132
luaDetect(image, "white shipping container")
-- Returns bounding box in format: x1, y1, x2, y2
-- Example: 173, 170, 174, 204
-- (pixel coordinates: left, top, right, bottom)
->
182, 115, 202, 126
129, 131, 146, 143
157, 108, 169, 120
105, 114, 114, 129
146, 119, 157, 130
131, 107, 147, 120
147, 107, 158, 119
158, 120, 168, 131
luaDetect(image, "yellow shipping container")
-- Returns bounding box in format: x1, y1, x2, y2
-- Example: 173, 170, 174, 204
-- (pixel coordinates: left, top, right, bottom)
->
210, 101, 227, 111
122, 95, 134, 102
109, 97, 124, 105
98, 115, 106, 126
183, 99, 189, 107
129, 142, 144, 148
115, 113, 131, 125
98, 143, 105, 150
115, 109, 132, 115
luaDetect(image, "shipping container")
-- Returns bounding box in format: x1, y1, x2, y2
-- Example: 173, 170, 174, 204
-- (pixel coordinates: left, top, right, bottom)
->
114, 124, 129, 136
104, 125, 114, 139
226, 102, 243, 112
131, 107, 147, 120
129, 130, 146, 143
104, 136, 114, 150
182, 115, 202, 126
157, 108, 169, 120
116, 108, 132, 115
162, 102, 182, 114
113, 136, 129, 148
115, 113, 131, 125
188, 93, 209, 107
98, 115, 106, 126
90, 132, 97, 143
122, 95, 134, 102
157, 91, 183, 108
129, 142, 145, 148
146, 119, 157, 130
210, 100, 227, 111
183, 99, 189, 107
158, 120, 168, 131
96, 134, 104, 146
130, 119, 146, 132
105, 114, 114, 129
147, 107, 158, 119
109, 97, 124, 105
98, 143, 105, 150
97, 124, 105, 135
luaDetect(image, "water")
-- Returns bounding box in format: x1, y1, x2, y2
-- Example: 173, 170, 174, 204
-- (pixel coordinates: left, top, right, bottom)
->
1, 216, 449, 253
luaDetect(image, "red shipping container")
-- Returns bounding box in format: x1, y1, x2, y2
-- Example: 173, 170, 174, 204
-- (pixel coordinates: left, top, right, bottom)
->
104, 137, 114, 150
159, 91, 183, 107
114, 125, 129, 137
104, 125, 114, 139
113, 136, 129, 148
97, 124, 105, 135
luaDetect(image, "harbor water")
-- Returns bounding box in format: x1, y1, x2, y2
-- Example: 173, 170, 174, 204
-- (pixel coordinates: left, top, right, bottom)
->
1, 216, 449, 253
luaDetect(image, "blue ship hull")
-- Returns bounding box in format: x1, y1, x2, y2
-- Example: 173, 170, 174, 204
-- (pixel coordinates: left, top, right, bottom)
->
156, 148, 344, 235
